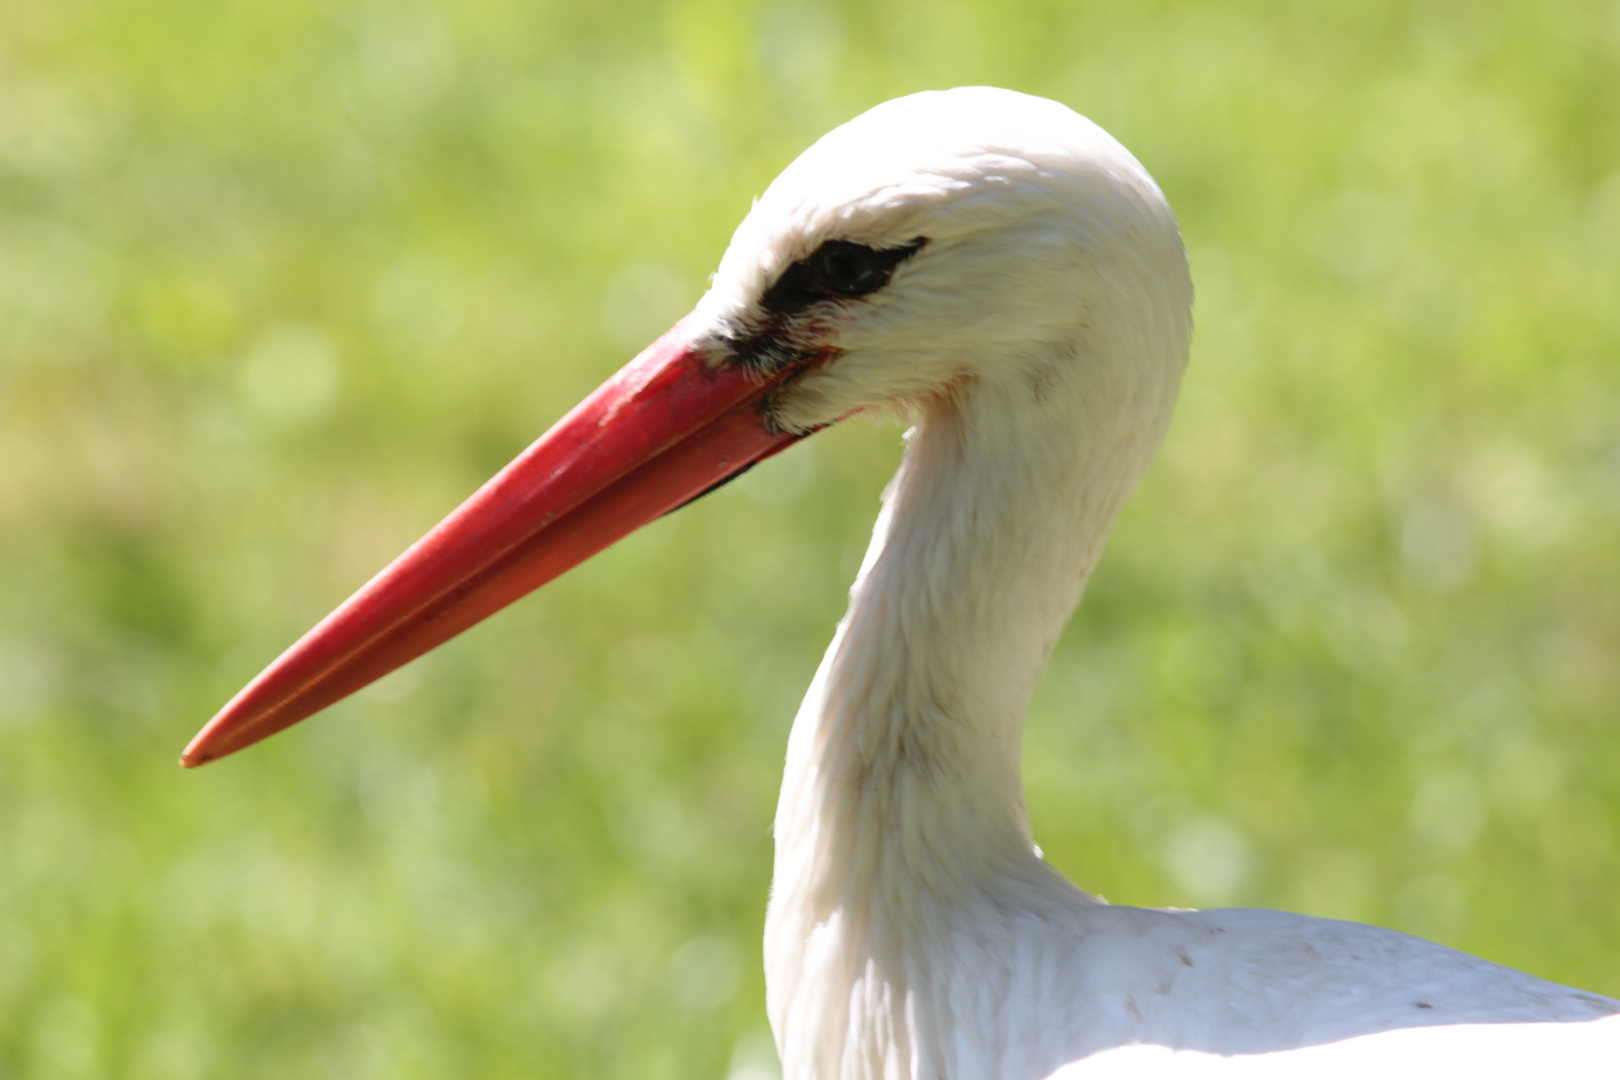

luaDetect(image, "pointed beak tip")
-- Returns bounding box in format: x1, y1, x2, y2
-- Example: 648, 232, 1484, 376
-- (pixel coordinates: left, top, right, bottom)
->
181, 716, 239, 768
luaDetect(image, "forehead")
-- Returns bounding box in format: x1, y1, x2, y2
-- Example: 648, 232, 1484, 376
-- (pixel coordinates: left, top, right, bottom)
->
707, 90, 1141, 302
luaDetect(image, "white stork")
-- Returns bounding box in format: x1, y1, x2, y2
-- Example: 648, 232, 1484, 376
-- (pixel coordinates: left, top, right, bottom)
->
185, 87, 1620, 1077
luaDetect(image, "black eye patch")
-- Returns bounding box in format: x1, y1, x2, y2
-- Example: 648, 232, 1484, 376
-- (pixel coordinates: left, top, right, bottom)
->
761, 238, 926, 315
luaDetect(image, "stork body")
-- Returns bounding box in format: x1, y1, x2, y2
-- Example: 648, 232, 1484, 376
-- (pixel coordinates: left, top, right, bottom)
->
187, 88, 1620, 1076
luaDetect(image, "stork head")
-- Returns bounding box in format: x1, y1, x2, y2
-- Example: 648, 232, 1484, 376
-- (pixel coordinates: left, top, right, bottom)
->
183, 87, 1192, 766
697, 86, 1191, 434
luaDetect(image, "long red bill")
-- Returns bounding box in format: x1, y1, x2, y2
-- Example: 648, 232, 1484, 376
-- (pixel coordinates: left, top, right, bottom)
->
182, 322, 808, 767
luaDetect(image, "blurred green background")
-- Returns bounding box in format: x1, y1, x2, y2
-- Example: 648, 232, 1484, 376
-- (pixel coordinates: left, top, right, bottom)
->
3, 0, 1619, 1076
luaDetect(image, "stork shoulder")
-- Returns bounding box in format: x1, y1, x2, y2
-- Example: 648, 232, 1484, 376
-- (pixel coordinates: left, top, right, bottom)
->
1031, 902, 1620, 1060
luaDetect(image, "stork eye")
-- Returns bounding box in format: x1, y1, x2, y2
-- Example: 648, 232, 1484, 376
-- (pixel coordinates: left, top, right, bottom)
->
812, 242, 888, 296
760, 237, 926, 314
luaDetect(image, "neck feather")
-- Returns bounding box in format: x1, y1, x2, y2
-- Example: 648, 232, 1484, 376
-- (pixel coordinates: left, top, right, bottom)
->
765, 351, 1176, 1073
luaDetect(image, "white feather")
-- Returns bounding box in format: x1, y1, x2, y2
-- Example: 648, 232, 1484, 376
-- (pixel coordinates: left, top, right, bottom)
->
689, 87, 1618, 1079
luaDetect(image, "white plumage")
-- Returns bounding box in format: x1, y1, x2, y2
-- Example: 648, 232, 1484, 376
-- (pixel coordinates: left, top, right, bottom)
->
683, 88, 1620, 1078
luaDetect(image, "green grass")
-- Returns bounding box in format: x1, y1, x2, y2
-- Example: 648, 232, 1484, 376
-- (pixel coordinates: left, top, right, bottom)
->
3, 1, 1619, 1076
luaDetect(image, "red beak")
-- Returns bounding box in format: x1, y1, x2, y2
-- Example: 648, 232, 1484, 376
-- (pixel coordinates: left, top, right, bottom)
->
183, 321, 810, 767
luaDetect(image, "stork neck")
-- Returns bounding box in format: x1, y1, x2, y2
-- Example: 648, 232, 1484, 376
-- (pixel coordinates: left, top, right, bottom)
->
764, 355, 1176, 1077
774, 372, 1148, 896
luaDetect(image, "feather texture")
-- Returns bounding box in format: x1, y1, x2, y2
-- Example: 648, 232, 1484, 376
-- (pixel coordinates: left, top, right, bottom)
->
680, 88, 1620, 1078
